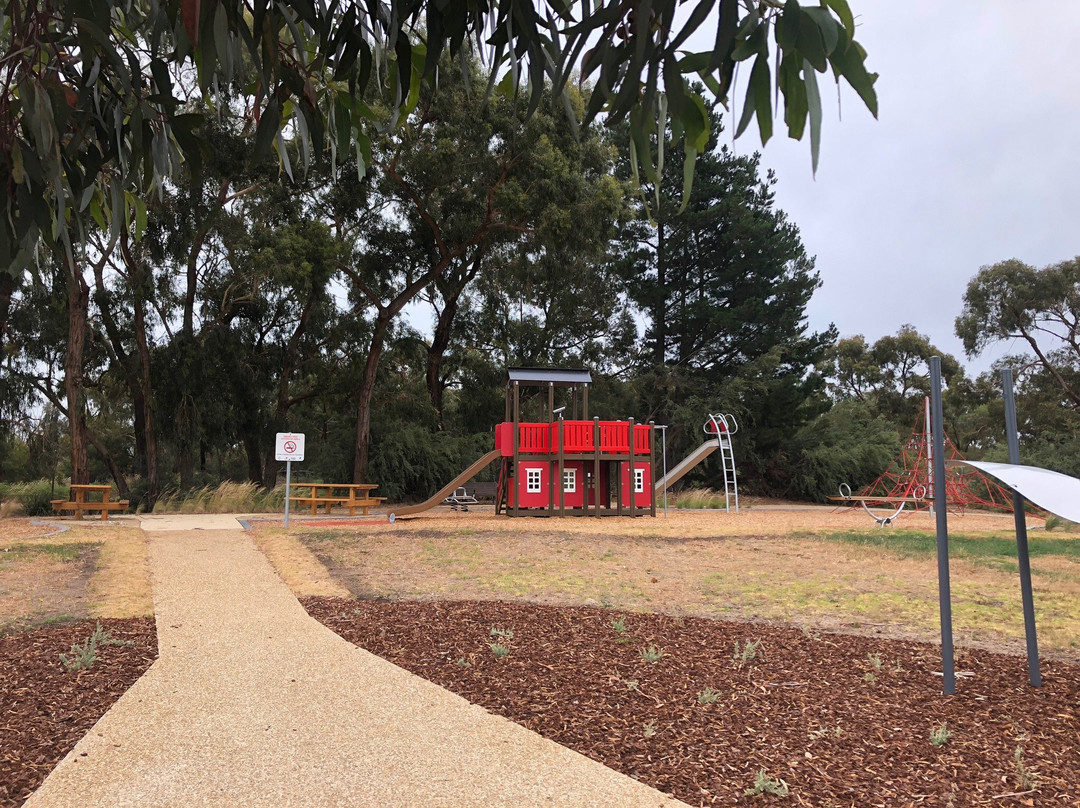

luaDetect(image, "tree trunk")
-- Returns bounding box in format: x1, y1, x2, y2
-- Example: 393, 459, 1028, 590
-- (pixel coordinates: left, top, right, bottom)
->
654, 222, 667, 365
425, 257, 484, 428
426, 294, 461, 428
353, 309, 394, 483
0, 272, 14, 352
64, 260, 91, 485
132, 269, 160, 510
243, 431, 263, 488
86, 431, 130, 497
262, 291, 318, 489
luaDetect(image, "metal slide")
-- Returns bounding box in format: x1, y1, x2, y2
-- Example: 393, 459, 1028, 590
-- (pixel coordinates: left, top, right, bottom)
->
388, 450, 502, 519
653, 441, 718, 494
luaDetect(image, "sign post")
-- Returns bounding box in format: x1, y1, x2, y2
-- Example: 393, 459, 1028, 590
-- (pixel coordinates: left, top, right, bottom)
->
275, 433, 305, 528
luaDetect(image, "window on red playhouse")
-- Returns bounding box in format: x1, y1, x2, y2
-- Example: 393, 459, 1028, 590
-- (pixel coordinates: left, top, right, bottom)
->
527, 468, 543, 493
634, 468, 645, 493
563, 468, 576, 493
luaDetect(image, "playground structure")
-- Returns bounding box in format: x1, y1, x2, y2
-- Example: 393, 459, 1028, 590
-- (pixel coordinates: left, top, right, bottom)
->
388, 368, 736, 519
653, 414, 739, 513
496, 368, 654, 517
837, 397, 1015, 522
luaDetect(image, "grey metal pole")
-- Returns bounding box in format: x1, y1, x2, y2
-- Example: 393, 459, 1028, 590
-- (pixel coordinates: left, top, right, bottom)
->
284, 459, 292, 528
657, 425, 669, 518
1002, 368, 1042, 687
929, 357, 956, 695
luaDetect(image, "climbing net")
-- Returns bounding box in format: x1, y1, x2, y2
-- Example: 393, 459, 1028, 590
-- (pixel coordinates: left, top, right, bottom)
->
855, 401, 1015, 514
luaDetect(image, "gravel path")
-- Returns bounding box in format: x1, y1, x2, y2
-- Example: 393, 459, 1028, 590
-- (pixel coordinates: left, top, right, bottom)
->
26, 517, 685, 807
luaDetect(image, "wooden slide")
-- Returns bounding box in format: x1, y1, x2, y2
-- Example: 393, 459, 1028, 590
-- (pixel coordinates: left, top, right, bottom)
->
388, 450, 502, 519
654, 441, 718, 494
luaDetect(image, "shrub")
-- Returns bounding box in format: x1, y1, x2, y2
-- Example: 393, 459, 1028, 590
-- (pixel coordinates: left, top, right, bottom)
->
153, 481, 287, 513
0, 480, 69, 517
671, 488, 728, 509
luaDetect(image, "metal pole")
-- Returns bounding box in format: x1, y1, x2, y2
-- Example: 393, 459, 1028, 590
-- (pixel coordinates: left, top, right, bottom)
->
284, 459, 292, 528
925, 395, 935, 517
929, 357, 956, 695
658, 425, 669, 518
1002, 368, 1042, 687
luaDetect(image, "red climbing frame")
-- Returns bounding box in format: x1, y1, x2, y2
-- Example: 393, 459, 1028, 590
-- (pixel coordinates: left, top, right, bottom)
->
854, 398, 1015, 514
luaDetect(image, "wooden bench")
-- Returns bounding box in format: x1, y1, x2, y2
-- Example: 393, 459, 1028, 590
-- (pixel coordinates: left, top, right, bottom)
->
288, 484, 385, 516
52, 484, 129, 520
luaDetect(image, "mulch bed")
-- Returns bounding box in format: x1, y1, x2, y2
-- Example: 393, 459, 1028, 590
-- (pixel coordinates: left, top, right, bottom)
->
304, 597, 1080, 807
0, 618, 157, 807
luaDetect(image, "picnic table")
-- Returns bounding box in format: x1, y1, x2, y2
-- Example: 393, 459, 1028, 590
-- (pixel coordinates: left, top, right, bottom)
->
288, 483, 386, 516
52, 484, 130, 520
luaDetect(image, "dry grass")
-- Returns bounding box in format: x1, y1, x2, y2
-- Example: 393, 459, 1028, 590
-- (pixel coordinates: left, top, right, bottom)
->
249, 529, 350, 598
257, 506, 1080, 660
153, 482, 286, 514
0, 520, 152, 624
86, 525, 153, 618
666, 487, 729, 509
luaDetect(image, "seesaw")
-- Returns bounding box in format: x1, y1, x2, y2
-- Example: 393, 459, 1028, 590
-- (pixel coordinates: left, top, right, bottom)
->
827, 482, 928, 527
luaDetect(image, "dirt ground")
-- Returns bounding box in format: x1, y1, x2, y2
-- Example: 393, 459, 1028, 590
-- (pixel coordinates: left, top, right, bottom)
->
0, 518, 153, 633
254, 506, 1080, 661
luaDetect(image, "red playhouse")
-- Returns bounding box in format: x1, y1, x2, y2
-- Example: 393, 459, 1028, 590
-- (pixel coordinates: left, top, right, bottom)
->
495, 368, 656, 517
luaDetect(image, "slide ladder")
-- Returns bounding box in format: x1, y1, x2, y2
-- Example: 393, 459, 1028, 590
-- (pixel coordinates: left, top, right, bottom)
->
707, 414, 739, 513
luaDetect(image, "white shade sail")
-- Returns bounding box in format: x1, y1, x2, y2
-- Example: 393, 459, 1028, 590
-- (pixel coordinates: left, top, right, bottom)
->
955, 461, 1080, 522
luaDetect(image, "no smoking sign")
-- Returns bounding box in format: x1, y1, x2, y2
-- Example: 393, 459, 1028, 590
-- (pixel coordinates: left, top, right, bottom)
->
275, 432, 306, 462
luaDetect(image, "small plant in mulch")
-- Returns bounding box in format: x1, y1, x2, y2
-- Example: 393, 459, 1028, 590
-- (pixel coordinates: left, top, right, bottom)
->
489, 627, 513, 658
863, 672, 877, 684
610, 616, 628, 634
697, 687, 720, 705
642, 719, 659, 738
1013, 745, 1040, 790
455, 657, 470, 668
640, 644, 663, 663
930, 721, 952, 747
59, 621, 127, 673
732, 638, 761, 668
867, 652, 883, 670
744, 768, 789, 797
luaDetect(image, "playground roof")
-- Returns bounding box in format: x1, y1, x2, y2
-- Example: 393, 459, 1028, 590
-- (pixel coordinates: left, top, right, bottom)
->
507, 367, 592, 386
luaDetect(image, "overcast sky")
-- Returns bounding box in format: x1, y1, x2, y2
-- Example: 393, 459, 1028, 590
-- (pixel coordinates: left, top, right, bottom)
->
723, 1, 1080, 376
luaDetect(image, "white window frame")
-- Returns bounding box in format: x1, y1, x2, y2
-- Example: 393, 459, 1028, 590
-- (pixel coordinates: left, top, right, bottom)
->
634, 467, 645, 494
563, 468, 577, 493
526, 468, 543, 493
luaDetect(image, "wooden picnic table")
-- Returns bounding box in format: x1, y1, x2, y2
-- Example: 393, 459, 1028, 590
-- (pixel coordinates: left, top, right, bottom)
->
288, 483, 386, 516
52, 484, 130, 520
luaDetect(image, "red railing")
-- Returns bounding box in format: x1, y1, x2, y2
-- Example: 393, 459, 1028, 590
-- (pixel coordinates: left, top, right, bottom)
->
496, 421, 651, 455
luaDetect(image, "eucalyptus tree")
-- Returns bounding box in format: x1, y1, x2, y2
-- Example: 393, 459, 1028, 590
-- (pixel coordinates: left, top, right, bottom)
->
2, 0, 878, 280
4, 0, 878, 488
327, 54, 624, 479
957, 257, 1080, 411
820, 325, 964, 426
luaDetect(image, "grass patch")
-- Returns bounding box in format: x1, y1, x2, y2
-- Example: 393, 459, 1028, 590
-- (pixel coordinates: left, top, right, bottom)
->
808, 530, 1080, 565
0, 543, 98, 564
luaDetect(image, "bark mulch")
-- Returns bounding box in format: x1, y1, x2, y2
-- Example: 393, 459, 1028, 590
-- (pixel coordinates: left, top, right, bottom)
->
0, 618, 157, 807
304, 597, 1080, 807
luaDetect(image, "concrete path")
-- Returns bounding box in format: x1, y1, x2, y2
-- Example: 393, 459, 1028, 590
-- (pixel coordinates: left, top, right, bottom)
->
27, 516, 686, 807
